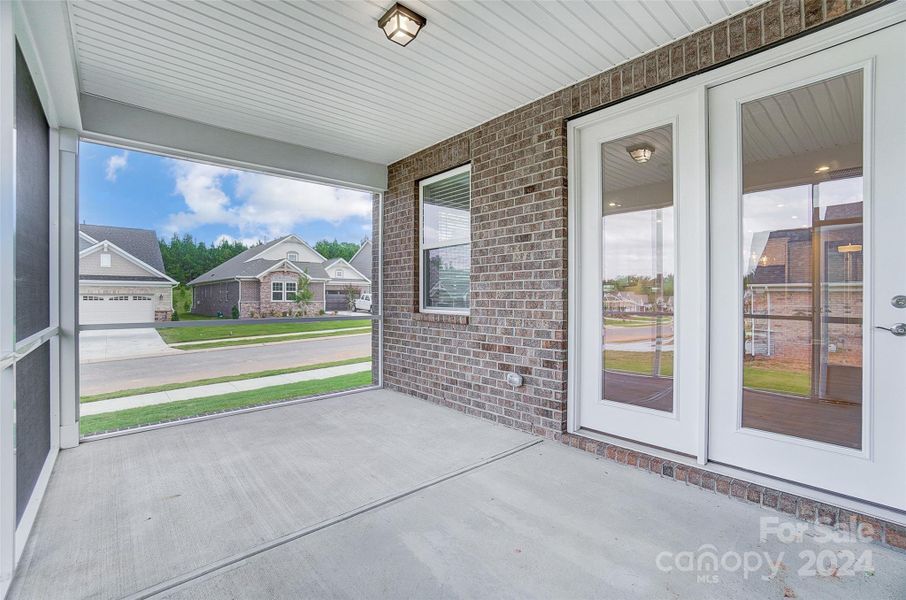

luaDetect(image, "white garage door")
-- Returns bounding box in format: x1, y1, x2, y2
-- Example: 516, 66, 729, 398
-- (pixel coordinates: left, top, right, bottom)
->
80, 294, 155, 325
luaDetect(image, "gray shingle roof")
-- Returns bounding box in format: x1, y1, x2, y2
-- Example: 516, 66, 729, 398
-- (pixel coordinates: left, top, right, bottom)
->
187, 237, 329, 285
349, 239, 372, 280
80, 224, 166, 272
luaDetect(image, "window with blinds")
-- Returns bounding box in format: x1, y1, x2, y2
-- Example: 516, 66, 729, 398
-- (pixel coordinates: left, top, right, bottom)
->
419, 164, 471, 313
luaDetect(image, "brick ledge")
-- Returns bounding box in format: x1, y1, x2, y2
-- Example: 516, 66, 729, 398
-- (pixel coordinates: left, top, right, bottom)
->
561, 432, 906, 553
411, 312, 469, 326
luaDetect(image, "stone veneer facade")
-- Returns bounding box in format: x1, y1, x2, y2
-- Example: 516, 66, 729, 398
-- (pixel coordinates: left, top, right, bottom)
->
380, 0, 905, 551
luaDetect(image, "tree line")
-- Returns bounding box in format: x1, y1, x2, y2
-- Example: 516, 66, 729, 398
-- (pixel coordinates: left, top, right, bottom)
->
159, 234, 362, 285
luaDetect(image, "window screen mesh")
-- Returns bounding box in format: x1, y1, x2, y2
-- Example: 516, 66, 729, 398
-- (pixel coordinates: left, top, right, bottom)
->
15, 43, 51, 342
16, 341, 51, 523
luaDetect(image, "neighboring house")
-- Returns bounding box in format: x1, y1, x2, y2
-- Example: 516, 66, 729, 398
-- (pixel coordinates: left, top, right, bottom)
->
79, 224, 176, 324
188, 234, 371, 317
348, 238, 372, 281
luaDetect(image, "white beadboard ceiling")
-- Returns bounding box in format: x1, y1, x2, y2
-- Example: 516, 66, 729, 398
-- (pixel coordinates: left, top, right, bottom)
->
742, 70, 862, 164
68, 0, 762, 165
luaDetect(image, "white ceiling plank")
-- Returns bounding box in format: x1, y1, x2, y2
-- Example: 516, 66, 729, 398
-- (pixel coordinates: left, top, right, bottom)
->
68, 0, 768, 164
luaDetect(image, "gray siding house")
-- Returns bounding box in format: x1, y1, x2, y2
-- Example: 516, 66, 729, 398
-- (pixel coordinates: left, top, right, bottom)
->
79, 224, 176, 323
188, 235, 370, 317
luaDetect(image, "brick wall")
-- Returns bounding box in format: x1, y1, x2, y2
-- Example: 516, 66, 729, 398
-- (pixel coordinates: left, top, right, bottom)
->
382, 0, 885, 439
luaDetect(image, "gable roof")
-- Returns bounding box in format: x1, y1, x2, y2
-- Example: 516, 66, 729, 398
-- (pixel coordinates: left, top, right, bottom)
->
323, 257, 370, 283
79, 224, 166, 272
188, 236, 330, 285
349, 239, 372, 280
243, 234, 326, 263
80, 239, 176, 284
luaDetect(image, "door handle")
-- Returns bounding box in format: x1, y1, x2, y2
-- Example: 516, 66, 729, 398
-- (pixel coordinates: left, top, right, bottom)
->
876, 323, 906, 336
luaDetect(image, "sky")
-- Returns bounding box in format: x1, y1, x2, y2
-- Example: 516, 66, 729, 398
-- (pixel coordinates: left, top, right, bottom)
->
78, 141, 373, 247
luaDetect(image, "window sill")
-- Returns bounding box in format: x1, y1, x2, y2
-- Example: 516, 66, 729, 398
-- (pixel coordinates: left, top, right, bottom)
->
412, 311, 470, 326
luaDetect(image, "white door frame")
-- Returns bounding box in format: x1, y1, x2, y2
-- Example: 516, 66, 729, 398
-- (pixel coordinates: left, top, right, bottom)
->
567, 2, 906, 504
571, 87, 708, 458
708, 24, 906, 510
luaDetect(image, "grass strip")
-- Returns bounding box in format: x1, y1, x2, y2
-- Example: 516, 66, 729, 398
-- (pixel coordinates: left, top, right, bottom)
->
158, 319, 371, 344
173, 328, 370, 351
80, 356, 371, 403
80, 371, 373, 436
603, 351, 811, 396
604, 350, 674, 377
743, 366, 811, 396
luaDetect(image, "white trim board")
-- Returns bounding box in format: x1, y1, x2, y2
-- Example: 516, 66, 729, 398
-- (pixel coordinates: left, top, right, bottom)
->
80, 94, 388, 193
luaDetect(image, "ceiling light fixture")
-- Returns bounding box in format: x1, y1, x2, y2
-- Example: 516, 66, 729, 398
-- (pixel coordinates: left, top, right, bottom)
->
626, 143, 655, 164
815, 165, 831, 174
378, 3, 426, 47
837, 243, 862, 253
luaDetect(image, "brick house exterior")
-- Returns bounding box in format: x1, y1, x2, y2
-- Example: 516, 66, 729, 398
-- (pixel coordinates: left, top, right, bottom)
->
382, 0, 881, 440
376, 0, 906, 552
189, 234, 368, 317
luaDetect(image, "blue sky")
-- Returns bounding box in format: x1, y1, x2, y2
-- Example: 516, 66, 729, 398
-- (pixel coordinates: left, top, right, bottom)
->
79, 141, 373, 247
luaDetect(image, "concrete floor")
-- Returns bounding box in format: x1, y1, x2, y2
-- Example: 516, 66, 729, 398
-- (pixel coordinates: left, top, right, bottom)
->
10, 390, 906, 599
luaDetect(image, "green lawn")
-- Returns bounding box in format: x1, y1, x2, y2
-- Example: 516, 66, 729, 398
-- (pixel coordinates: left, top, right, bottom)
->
80, 370, 373, 436
604, 317, 673, 328
172, 327, 370, 350
80, 356, 372, 403
603, 351, 811, 396
158, 319, 371, 344
173, 285, 192, 314
743, 365, 810, 396
604, 350, 674, 377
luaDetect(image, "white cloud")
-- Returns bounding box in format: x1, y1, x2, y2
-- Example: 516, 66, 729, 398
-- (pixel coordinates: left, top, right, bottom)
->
164, 159, 372, 240
214, 233, 262, 247
105, 151, 128, 181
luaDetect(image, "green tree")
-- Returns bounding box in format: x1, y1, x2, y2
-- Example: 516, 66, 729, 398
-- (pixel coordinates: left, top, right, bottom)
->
159, 233, 253, 284
314, 239, 359, 261
289, 275, 314, 316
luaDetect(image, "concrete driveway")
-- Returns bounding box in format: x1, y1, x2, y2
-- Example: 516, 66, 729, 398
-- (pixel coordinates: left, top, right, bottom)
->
80, 328, 177, 363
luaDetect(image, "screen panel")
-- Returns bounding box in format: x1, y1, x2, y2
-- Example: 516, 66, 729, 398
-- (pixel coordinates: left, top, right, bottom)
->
15, 42, 51, 342
15, 341, 51, 523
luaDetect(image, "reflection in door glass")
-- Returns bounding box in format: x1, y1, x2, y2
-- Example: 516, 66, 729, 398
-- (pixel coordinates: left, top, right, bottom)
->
740, 71, 863, 449
601, 125, 674, 411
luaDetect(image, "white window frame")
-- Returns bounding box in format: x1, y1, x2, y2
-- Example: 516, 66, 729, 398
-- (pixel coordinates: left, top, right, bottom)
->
99, 253, 111, 268
286, 251, 298, 261
271, 281, 284, 302
284, 280, 297, 298
418, 163, 471, 315
335, 269, 344, 278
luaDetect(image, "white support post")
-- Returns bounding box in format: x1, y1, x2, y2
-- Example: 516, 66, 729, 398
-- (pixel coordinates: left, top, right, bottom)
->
58, 129, 78, 449
0, 1, 16, 594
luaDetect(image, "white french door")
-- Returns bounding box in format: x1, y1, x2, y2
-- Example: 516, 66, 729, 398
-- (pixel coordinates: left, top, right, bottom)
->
573, 89, 707, 456
709, 24, 906, 509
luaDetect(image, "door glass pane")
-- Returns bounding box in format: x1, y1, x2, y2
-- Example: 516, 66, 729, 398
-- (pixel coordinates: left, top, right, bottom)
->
601, 125, 674, 411
740, 71, 863, 449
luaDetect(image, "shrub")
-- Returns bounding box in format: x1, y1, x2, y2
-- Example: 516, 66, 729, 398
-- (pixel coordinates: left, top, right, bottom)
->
231, 305, 239, 319
171, 310, 180, 321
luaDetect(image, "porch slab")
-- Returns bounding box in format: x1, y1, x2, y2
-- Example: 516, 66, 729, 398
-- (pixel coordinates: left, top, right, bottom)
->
10, 390, 906, 599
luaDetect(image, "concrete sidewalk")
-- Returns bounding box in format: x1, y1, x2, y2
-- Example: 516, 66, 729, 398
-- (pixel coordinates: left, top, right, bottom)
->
80, 361, 372, 416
